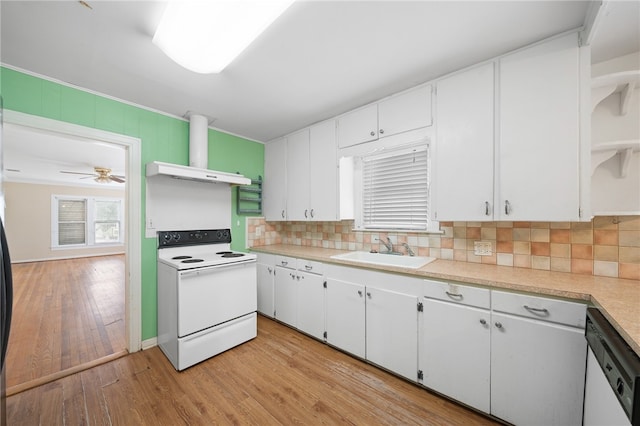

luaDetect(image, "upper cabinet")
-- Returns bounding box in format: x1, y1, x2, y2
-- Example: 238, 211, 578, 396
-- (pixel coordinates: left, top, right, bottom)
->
433, 32, 590, 222
338, 85, 432, 149
263, 137, 287, 221
498, 32, 587, 222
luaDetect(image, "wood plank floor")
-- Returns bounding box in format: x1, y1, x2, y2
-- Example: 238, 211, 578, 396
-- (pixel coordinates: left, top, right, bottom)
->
6, 315, 500, 425
6, 255, 126, 389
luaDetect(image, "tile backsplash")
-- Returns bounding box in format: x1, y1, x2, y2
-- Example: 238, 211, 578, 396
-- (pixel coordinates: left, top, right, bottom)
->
247, 216, 640, 280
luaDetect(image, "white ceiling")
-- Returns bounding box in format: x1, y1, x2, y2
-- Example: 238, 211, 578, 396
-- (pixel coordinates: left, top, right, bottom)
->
1, 0, 638, 187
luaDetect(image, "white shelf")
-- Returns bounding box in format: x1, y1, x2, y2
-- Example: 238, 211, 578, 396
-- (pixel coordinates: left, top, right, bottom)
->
591, 139, 640, 177
591, 70, 640, 114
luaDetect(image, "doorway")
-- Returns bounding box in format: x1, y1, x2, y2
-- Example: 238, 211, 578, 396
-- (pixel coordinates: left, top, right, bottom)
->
1, 111, 141, 391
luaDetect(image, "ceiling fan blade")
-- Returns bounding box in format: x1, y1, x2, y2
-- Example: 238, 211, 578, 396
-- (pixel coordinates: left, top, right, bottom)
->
60, 170, 95, 176
109, 175, 125, 183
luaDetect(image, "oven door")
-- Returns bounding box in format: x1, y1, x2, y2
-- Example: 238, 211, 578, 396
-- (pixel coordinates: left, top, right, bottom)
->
177, 261, 256, 338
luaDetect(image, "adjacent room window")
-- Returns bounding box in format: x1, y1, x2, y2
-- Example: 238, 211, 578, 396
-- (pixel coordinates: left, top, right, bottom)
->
52, 196, 124, 248
355, 143, 431, 231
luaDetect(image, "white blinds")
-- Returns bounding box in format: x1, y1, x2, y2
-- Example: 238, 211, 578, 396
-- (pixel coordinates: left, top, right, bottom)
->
58, 199, 86, 245
362, 146, 429, 230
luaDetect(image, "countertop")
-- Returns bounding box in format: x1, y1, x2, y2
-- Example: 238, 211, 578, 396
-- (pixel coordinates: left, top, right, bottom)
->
251, 244, 640, 356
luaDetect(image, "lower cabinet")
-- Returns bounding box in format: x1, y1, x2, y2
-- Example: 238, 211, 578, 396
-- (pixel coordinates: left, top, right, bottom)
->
421, 295, 491, 413
325, 277, 366, 358
274, 257, 297, 327
296, 263, 325, 340
256, 253, 275, 318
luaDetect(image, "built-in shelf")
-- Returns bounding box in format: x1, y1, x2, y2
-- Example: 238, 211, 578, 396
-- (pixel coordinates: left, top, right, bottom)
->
236, 176, 263, 215
591, 140, 640, 177
591, 70, 640, 115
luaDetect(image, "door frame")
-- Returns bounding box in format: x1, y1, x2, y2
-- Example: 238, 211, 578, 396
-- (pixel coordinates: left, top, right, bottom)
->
3, 110, 142, 352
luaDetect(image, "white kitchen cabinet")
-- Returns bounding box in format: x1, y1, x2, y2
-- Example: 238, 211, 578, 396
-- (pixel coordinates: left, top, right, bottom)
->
308, 120, 338, 221
295, 259, 325, 340
420, 281, 491, 413
433, 32, 588, 222
263, 137, 287, 221
338, 85, 432, 149
366, 287, 419, 381
433, 62, 495, 221
256, 253, 275, 318
498, 32, 585, 221
285, 129, 310, 221
490, 290, 587, 426
274, 256, 297, 327
325, 277, 366, 358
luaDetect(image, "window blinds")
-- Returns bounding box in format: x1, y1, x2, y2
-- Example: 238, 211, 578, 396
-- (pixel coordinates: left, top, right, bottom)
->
362, 146, 429, 230
58, 199, 87, 245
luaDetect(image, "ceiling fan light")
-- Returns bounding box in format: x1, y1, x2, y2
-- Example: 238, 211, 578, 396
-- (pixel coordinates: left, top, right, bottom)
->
95, 175, 111, 184
152, 0, 294, 74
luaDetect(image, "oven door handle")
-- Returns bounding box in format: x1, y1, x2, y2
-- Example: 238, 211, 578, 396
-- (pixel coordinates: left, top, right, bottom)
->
179, 261, 255, 277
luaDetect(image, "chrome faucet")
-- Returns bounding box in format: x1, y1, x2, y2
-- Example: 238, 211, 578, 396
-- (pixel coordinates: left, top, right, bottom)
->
402, 242, 415, 257
376, 237, 394, 253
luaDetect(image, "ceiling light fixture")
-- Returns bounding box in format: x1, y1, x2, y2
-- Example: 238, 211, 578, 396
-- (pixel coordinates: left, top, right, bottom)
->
152, 0, 294, 74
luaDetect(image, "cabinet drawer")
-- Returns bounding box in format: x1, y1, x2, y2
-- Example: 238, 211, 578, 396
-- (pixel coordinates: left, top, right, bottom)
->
492, 290, 586, 328
423, 279, 490, 309
274, 256, 296, 269
296, 258, 324, 275
256, 253, 274, 264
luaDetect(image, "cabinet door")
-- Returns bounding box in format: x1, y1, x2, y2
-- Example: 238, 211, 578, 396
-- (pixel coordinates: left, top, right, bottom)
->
325, 278, 365, 358
421, 298, 490, 413
309, 120, 338, 221
378, 85, 432, 137
434, 63, 495, 221
366, 287, 418, 381
337, 104, 378, 149
490, 312, 587, 426
274, 266, 297, 327
257, 262, 275, 318
498, 33, 581, 221
286, 129, 310, 221
296, 272, 325, 340
264, 137, 287, 221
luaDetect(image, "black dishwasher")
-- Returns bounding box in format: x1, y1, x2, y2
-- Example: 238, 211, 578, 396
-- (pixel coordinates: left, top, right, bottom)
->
584, 307, 640, 426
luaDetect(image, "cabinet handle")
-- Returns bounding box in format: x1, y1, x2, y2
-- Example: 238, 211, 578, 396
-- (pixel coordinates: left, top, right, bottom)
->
281, 210, 285, 218
485, 201, 490, 216
479, 319, 487, 325
379, 129, 384, 135
366, 292, 372, 298
304, 209, 308, 218
305, 265, 312, 271
310, 209, 314, 218
370, 131, 375, 136
281, 261, 288, 266
358, 290, 363, 297
504, 200, 511, 215
267, 267, 272, 274
445, 291, 463, 300
495, 322, 503, 329
524, 305, 549, 315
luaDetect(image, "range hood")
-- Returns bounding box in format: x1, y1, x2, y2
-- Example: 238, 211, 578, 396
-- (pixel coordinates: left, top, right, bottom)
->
146, 113, 250, 185
146, 161, 250, 185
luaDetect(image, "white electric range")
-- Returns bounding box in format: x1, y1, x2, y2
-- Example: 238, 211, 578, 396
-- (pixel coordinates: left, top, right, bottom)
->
157, 229, 257, 371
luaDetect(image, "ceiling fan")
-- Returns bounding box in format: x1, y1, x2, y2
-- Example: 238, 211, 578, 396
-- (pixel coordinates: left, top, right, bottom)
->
60, 166, 125, 184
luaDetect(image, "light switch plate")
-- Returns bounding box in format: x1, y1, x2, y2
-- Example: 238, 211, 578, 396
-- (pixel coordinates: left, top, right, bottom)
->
474, 241, 492, 256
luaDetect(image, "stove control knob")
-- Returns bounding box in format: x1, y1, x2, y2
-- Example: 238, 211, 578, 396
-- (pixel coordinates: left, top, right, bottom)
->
172, 233, 181, 241
194, 232, 202, 239
216, 231, 223, 239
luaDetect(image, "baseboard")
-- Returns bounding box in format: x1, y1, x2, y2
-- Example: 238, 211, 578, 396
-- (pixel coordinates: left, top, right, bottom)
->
142, 337, 158, 350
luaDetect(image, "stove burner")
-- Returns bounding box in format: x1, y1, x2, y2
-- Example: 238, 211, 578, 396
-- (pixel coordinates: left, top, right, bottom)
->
221, 253, 245, 258
182, 258, 204, 263
172, 255, 193, 260
216, 251, 233, 255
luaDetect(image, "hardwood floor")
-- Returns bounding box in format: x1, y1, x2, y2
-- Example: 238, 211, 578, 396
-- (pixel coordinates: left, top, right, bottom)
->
6, 316, 500, 425
6, 255, 126, 391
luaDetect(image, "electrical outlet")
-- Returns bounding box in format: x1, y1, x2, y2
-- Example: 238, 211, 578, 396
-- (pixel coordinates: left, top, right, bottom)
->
256, 227, 262, 237
474, 241, 493, 256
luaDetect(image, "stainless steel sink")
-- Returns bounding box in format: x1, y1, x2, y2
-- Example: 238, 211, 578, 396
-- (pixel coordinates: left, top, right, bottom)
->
330, 251, 436, 269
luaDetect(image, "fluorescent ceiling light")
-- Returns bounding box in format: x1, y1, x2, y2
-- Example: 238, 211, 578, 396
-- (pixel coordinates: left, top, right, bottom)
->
153, 0, 294, 74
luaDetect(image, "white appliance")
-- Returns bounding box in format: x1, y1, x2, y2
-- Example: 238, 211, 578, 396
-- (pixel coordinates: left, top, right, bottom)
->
157, 228, 257, 371
584, 308, 639, 426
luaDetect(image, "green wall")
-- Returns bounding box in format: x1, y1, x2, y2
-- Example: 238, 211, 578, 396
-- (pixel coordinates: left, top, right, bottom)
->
0, 67, 265, 341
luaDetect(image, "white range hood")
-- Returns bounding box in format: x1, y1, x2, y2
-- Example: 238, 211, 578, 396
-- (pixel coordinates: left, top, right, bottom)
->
146, 161, 250, 185
146, 113, 250, 185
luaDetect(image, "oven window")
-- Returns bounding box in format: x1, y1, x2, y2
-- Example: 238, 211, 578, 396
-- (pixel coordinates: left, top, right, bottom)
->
51, 196, 124, 248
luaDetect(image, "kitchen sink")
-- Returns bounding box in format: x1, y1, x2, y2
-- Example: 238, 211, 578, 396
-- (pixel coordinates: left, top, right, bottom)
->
330, 251, 436, 269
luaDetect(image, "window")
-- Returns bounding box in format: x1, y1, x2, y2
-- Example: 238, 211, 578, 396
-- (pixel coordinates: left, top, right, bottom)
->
355, 143, 430, 231
52, 196, 124, 248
